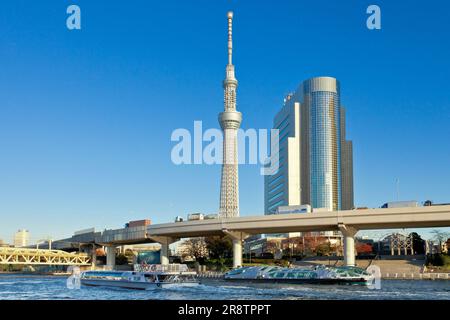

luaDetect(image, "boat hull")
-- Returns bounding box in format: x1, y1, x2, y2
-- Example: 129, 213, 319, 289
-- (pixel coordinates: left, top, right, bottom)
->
81, 279, 199, 290
224, 277, 369, 285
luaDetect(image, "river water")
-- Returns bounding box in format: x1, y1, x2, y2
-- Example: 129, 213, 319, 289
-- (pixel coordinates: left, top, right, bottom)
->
0, 274, 449, 300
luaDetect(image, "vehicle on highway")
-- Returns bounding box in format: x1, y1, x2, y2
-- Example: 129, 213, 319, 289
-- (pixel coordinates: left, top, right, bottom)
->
187, 213, 204, 221
381, 201, 419, 208
276, 205, 312, 214
424, 200, 450, 206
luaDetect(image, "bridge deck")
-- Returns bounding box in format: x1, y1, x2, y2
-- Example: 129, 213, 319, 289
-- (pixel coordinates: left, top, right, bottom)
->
146, 205, 450, 238
51, 205, 450, 245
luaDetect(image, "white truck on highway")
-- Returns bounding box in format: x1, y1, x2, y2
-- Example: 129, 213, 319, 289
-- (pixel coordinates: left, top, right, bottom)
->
381, 201, 419, 208
276, 204, 312, 214
187, 213, 204, 221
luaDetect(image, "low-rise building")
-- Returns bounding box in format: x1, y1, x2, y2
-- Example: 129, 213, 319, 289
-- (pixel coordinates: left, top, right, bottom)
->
14, 229, 30, 248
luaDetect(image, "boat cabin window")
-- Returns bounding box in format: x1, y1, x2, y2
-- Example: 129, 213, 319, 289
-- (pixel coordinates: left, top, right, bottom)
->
287, 272, 296, 278
144, 274, 156, 282
227, 268, 246, 275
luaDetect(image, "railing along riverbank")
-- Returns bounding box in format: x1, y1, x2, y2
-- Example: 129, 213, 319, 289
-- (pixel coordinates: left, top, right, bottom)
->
193, 269, 450, 281
195, 271, 225, 279
382, 272, 450, 280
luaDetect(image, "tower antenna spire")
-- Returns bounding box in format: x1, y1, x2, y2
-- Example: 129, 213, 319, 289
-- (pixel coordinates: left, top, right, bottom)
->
227, 11, 233, 65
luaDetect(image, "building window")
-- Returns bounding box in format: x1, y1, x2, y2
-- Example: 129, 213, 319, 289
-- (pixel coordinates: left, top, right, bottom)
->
268, 191, 284, 203
268, 174, 284, 187
268, 183, 284, 195
268, 200, 285, 212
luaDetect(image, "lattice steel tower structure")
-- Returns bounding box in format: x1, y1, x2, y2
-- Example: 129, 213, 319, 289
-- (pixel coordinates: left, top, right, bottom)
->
219, 11, 242, 218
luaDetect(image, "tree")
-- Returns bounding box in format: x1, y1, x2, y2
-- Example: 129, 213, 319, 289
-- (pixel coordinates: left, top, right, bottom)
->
116, 253, 129, 265
356, 242, 373, 255
302, 236, 322, 256
431, 229, 450, 252
409, 232, 425, 255
124, 249, 136, 264
180, 238, 208, 262
315, 243, 331, 256
205, 236, 232, 259
283, 237, 302, 258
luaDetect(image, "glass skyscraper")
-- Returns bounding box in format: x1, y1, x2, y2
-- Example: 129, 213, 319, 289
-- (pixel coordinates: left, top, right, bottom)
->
301, 77, 341, 211
264, 76, 353, 214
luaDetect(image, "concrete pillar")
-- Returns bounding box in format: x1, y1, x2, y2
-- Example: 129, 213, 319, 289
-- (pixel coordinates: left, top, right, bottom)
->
91, 244, 97, 269
106, 245, 116, 270
343, 234, 356, 266
222, 230, 249, 269
160, 241, 170, 265
232, 239, 242, 268
150, 236, 178, 265
338, 224, 358, 267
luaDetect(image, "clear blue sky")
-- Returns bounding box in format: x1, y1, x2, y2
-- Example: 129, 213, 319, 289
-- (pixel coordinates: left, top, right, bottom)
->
0, 0, 449, 242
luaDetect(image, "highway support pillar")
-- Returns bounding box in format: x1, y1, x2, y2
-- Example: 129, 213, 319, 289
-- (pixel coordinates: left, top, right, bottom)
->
222, 230, 249, 269
338, 224, 358, 267
91, 244, 97, 269
150, 236, 178, 265
106, 245, 116, 270
233, 239, 242, 269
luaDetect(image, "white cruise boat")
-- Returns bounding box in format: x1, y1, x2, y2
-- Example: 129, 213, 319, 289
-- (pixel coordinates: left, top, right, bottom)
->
224, 265, 373, 285
80, 264, 199, 290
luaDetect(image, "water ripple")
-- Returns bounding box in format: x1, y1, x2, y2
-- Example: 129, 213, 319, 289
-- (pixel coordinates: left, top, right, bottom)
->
0, 275, 449, 300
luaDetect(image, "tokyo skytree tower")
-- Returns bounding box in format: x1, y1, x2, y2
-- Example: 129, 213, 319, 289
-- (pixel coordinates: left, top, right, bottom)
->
219, 11, 242, 218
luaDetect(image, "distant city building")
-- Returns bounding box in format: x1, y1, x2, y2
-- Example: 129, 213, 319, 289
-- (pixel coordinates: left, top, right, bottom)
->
340, 106, 354, 211
244, 236, 285, 257
264, 76, 354, 214
376, 233, 414, 256
14, 229, 30, 248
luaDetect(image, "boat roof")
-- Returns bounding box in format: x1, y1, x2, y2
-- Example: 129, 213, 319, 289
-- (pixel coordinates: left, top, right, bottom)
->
83, 270, 196, 275
226, 265, 367, 273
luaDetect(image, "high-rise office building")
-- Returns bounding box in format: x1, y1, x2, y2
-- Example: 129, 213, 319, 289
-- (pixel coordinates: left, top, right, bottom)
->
14, 229, 30, 247
340, 107, 354, 211
264, 77, 354, 214
264, 99, 301, 214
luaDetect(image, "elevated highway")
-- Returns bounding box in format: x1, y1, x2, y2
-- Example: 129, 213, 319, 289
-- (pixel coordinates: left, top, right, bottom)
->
146, 205, 450, 237
53, 205, 450, 268
145, 205, 450, 267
